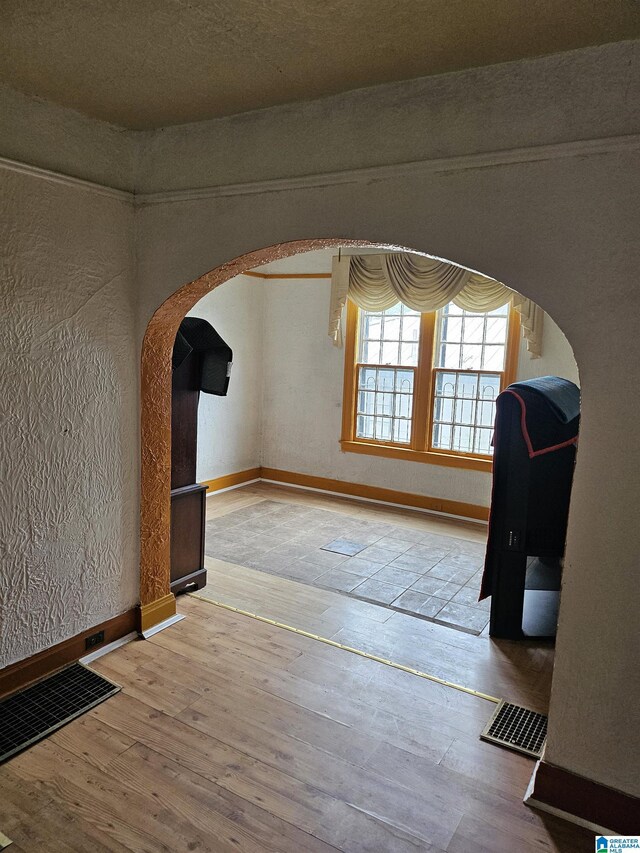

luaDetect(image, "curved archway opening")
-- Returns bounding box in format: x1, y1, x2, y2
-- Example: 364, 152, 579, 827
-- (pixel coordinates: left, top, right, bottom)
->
140, 239, 377, 627
139, 237, 579, 646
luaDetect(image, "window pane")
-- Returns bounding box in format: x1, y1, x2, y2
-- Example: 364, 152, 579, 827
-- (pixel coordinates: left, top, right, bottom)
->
363, 314, 382, 339
375, 391, 394, 416
489, 303, 509, 316
482, 345, 505, 371
435, 301, 510, 377
479, 374, 501, 400
376, 368, 395, 392
436, 371, 458, 396
433, 396, 454, 423
355, 364, 414, 445
400, 341, 418, 365
433, 422, 453, 450
485, 317, 507, 344
440, 343, 461, 368
431, 368, 500, 456
474, 428, 493, 455
357, 415, 374, 439
381, 340, 400, 364
441, 315, 462, 342
461, 343, 483, 369
383, 316, 401, 340
455, 398, 476, 425
359, 366, 377, 391
363, 340, 381, 364
394, 419, 411, 444
375, 417, 393, 441
402, 314, 420, 341
395, 369, 413, 393
463, 317, 484, 343
453, 425, 473, 453
457, 373, 479, 399
358, 390, 375, 414
443, 302, 464, 317
477, 398, 496, 426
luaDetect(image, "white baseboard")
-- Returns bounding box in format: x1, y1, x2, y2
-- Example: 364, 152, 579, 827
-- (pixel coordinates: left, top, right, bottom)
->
80, 631, 138, 664
140, 613, 185, 639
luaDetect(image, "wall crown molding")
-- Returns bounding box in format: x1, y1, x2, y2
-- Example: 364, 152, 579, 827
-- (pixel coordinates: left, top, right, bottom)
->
2, 134, 639, 205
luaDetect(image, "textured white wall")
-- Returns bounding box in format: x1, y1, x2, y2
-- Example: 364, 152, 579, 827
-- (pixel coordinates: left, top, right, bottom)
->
134, 41, 639, 193
516, 314, 579, 386
189, 275, 264, 482
0, 84, 135, 191
0, 169, 138, 668
259, 278, 577, 508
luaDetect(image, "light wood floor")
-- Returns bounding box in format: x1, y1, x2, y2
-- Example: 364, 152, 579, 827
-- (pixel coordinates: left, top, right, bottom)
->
203, 483, 555, 712
1, 486, 591, 851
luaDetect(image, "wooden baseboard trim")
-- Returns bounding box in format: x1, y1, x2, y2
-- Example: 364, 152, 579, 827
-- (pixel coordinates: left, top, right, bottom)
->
138, 593, 177, 633
0, 608, 137, 699
259, 467, 488, 522
199, 465, 488, 522
525, 759, 639, 835
202, 467, 262, 494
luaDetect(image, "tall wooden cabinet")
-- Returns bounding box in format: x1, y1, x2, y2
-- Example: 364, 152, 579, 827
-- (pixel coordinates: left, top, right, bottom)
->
169, 317, 233, 594
170, 342, 207, 594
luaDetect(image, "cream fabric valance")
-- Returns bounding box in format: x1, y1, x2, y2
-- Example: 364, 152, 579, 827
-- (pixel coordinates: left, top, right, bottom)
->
329, 253, 542, 357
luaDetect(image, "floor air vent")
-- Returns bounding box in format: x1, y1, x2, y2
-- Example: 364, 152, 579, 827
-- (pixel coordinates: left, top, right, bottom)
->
481, 700, 547, 758
0, 663, 120, 764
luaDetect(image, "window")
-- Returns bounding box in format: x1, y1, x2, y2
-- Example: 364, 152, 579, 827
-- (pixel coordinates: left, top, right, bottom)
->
341, 299, 520, 471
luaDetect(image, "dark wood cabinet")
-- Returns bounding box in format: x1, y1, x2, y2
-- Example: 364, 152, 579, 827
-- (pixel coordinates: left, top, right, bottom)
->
170, 347, 207, 594
170, 483, 207, 594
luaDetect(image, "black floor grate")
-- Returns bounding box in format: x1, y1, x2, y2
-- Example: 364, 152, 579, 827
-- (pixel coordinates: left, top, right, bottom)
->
0, 663, 120, 764
480, 700, 548, 758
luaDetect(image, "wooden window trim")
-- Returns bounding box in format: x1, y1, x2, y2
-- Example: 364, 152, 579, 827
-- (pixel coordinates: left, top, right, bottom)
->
340, 299, 521, 472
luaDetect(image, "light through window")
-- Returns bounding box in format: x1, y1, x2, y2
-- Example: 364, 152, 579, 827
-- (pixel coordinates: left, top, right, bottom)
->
355, 303, 419, 445
344, 298, 517, 466
432, 303, 510, 455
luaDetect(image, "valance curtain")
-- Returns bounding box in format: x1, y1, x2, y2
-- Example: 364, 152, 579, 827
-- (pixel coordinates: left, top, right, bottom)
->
329, 253, 543, 357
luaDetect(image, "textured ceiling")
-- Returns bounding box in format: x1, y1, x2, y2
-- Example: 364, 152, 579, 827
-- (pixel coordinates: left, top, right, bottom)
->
1, 1, 639, 130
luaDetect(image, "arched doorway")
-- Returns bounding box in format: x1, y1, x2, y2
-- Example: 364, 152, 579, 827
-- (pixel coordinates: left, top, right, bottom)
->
138, 237, 577, 640
139, 238, 386, 630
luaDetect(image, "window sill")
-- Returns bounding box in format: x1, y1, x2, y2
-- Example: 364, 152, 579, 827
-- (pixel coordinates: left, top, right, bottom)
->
339, 439, 493, 472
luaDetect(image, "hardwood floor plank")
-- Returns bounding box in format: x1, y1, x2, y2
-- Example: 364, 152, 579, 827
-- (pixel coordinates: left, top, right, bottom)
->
9, 740, 190, 852
446, 812, 593, 853
48, 713, 136, 771
177, 698, 464, 850
5, 804, 120, 853
108, 741, 340, 853
89, 693, 434, 852
0, 766, 53, 834
107, 634, 459, 766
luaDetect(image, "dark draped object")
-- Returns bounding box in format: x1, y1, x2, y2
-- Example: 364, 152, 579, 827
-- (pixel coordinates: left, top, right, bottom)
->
172, 317, 233, 396
480, 376, 580, 639
168, 317, 232, 595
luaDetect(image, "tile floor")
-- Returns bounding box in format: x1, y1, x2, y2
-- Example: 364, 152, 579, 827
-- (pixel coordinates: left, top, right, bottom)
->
206, 499, 490, 633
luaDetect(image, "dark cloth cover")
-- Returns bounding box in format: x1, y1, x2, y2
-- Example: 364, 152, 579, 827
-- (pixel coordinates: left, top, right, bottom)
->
479, 376, 580, 601
508, 376, 580, 425
172, 330, 193, 370
172, 317, 233, 396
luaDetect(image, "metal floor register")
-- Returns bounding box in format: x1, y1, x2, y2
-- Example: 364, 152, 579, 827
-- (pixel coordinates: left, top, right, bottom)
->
0, 663, 120, 764
481, 699, 548, 758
